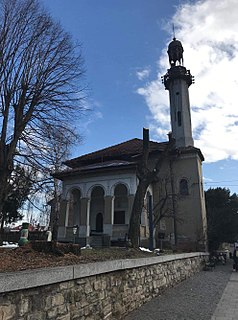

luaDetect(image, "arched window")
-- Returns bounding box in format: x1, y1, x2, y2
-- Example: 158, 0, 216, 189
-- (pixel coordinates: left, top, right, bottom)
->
114, 184, 128, 225
180, 179, 189, 195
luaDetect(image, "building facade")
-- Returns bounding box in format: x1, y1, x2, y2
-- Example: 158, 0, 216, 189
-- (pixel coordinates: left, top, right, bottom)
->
54, 38, 207, 250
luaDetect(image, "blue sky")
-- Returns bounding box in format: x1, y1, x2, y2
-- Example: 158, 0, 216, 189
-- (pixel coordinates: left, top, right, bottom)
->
41, 0, 238, 194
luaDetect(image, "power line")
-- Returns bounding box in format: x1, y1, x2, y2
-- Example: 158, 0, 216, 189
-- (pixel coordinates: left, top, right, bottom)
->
205, 185, 238, 187
204, 180, 238, 184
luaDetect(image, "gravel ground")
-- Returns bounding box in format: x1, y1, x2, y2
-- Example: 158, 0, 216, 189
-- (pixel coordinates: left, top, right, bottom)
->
125, 259, 233, 320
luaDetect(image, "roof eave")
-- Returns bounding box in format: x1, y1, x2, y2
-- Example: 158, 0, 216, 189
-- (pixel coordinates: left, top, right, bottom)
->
52, 162, 137, 180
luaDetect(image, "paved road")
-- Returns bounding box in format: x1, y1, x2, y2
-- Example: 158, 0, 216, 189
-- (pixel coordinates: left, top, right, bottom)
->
125, 259, 233, 320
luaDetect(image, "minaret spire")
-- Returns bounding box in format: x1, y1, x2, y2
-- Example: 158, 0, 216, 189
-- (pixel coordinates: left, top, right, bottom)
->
172, 23, 176, 40
162, 38, 194, 148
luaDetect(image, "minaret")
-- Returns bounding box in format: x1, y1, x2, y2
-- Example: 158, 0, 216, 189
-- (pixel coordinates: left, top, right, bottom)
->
162, 38, 194, 148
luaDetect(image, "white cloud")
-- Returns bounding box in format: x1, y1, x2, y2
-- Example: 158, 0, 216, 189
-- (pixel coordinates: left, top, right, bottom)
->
79, 99, 103, 133
136, 67, 151, 80
138, 0, 238, 163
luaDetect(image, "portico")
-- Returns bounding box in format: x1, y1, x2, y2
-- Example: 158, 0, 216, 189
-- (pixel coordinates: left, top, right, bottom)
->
56, 167, 146, 246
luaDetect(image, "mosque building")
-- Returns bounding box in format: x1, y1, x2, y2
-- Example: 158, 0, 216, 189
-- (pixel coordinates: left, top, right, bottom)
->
53, 38, 207, 250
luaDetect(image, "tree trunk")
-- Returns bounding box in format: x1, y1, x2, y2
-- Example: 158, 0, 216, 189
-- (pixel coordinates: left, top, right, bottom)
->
0, 144, 14, 220
0, 170, 10, 218
128, 179, 150, 248
128, 131, 175, 248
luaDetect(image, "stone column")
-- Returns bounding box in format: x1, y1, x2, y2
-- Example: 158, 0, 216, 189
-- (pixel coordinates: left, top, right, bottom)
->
65, 200, 70, 227
58, 200, 67, 226
104, 196, 114, 236
86, 198, 91, 246
127, 195, 135, 225
78, 198, 89, 237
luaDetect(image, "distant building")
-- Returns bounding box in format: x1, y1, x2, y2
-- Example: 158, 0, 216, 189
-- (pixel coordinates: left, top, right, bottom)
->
54, 38, 207, 250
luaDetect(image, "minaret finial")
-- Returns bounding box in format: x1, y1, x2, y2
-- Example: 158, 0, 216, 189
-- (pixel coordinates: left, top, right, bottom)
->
172, 23, 176, 40
167, 36, 184, 67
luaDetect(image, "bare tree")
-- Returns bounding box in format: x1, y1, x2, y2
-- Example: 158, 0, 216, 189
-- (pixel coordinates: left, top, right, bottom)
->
0, 164, 36, 226
153, 178, 182, 246
153, 178, 175, 226
128, 129, 174, 248
0, 0, 86, 215
39, 124, 80, 239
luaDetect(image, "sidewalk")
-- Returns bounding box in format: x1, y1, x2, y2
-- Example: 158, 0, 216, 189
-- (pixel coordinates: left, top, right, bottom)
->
124, 260, 233, 320
211, 271, 238, 320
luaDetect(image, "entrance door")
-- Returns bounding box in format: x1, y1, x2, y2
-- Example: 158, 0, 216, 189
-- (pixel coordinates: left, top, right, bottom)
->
96, 213, 103, 232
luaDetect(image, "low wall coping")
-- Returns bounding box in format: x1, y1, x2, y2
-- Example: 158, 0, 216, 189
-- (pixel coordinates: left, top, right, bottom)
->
0, 252, 208, 293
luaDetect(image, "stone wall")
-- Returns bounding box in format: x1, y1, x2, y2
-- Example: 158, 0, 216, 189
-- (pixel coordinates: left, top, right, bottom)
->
0, 252, 207, 320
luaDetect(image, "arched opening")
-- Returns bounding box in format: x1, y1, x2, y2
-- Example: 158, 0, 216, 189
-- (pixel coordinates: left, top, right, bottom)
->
114, 184, 128, 225
67, 188, 81, 226
90, 186, 105, 234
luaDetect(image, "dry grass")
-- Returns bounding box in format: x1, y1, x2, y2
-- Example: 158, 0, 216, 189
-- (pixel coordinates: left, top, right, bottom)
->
0, 246, 157, 273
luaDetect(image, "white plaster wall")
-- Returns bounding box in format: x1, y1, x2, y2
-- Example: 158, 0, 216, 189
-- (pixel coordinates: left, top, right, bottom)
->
62, 172, 138, 200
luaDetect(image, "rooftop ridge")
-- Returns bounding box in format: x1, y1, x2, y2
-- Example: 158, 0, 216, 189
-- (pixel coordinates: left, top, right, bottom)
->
64, 138, 168, 168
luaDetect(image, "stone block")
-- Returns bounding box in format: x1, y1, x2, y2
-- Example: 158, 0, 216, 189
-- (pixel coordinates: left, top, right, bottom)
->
19, 298, 29, 316
99, 291, 105, 300
84, 306, 90, 316
26, 311, 46, 320
57, 313, 71, 320
93, 280, 101, 291
59, 281, 74, 290
79, 298, 89, 308
0, 304, 16, 320
57, 304, 68, 315
71, 308, 85, 319
52, 293, 65, 307
47, 308, 58, 319
66, 290, 75, 304
76, 279, 87, 285
0, 266, 74, 293
84, 282, 93, 294
113, 302, 123, 316
101, 280, 107, 290
103, 311, 112, 320
74, 260, 123, 278
44, 296, 52, 310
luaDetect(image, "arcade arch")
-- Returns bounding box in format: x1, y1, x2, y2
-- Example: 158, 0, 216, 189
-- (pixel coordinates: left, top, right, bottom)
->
90, 186, 105, 233
66, 188, 81, 227
113, 183, 129, 225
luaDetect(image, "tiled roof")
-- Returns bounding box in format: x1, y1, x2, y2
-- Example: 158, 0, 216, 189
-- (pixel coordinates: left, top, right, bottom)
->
53, 160, 137, 179
64, 138, 169, 168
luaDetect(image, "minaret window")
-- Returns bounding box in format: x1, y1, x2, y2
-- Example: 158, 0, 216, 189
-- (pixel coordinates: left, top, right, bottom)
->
180, 179, 189, 195
177, 111, 182, 126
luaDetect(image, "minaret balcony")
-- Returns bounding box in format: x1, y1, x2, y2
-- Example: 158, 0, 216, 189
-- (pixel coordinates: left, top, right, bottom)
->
162, 66, 194, 90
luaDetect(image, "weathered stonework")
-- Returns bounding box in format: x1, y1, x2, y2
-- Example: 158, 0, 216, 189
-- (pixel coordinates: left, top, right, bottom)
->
0, 252, 207, 320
